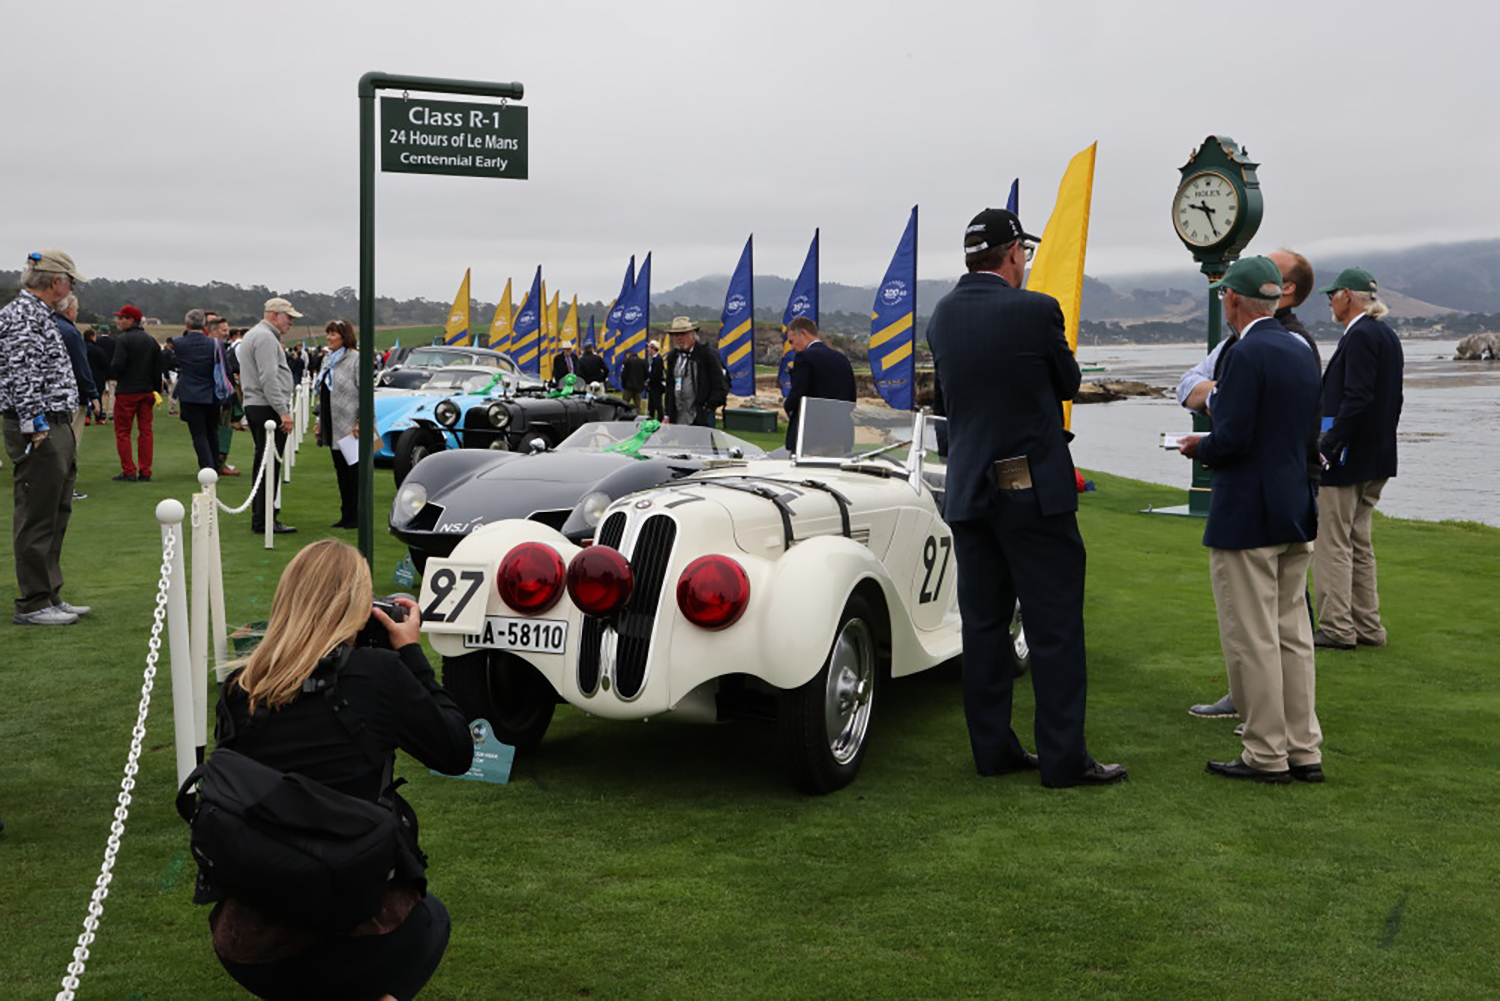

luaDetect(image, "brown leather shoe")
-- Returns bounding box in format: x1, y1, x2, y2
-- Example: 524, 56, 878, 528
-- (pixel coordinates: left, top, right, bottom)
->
218, 465, 241, 476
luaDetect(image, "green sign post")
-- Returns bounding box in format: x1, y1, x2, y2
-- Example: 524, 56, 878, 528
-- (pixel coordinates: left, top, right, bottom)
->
356, 72, 525, 564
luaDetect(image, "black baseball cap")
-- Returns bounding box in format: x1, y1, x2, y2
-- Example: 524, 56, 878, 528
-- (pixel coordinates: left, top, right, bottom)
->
964, 208, 1039, 256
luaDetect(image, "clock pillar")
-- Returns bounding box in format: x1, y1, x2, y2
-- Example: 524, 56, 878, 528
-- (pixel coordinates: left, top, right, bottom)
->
1150, 135, 1263, 519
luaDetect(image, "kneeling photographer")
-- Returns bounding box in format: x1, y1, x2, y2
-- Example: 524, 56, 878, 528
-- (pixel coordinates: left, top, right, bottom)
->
185, 539, 472, 1000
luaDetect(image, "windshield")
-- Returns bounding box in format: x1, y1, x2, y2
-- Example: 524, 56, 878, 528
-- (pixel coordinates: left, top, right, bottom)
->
557, 421, 766, 459
401, 349, 518, 373
794, 397, 944, 470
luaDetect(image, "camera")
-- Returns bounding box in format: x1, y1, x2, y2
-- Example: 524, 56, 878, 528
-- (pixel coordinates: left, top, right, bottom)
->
354, 595, 412, 648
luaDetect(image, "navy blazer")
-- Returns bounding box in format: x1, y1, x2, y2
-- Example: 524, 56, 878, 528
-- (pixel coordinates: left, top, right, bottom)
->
784, 340, 857, 448
1196, 317, 1321, 550
170, 331, 223, 405
1320, 314, 1403, 486
926, 272, 1080, 520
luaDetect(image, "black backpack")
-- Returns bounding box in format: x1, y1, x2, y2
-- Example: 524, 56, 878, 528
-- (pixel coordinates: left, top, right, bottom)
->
176, 648, 425, 931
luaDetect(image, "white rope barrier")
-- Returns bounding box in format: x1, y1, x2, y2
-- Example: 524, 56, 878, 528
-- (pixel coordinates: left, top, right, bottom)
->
56, 502, 180, 1001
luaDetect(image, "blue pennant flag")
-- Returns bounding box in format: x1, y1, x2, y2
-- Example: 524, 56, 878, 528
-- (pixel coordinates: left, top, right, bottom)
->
615, 252, 651, 383
604, 256, 635, 374
1006, 177, 1019, 213
779, 229, 818, 397
718, 236, 755, 397
585, 314, 596, 350
511, 266, 543, 377
870, 206, 917, 411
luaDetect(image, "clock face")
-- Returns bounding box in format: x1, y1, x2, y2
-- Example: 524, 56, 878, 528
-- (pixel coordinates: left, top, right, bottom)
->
1172, 171, 1241, 248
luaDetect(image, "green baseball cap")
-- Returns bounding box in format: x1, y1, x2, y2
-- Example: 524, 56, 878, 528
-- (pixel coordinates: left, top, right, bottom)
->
1209, 255, 1283, 299
1317, 267, 1377, 294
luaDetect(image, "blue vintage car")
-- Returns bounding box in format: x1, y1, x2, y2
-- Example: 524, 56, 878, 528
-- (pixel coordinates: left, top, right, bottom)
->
374, 366, 543, 463
386, 375, 638, 485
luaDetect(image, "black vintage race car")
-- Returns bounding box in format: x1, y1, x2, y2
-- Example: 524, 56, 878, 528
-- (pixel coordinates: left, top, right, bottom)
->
389, 380, 639, 484
389, 420, 767, 570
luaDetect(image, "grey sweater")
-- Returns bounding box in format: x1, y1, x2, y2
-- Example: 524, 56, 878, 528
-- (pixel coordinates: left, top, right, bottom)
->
238, 320, 293, 414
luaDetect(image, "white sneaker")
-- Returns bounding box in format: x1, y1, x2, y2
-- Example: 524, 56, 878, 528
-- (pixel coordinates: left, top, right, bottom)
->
14, 607, 78, 626
55, 601, 92, 618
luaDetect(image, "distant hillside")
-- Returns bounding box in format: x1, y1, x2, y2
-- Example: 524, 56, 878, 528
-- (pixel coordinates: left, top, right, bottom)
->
658, 238, 1500, 327
1100, 239, 1500, 315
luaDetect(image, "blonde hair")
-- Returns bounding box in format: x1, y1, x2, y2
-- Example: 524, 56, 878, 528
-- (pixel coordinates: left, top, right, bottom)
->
234, 540, 373, 711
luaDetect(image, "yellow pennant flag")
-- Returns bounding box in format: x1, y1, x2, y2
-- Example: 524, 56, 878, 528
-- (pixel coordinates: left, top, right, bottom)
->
444, 269, 472, 347
539, 279, 552, 379
487, 278, 513, 354
562, 294, 579, 348
1026, 142, 1097, 428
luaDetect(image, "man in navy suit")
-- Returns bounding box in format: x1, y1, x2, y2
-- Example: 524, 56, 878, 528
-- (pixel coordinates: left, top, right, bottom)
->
782, 317, 856, 450
1313, 268, 1403, 650
927, 208, 1126, 789
1178, 257, 1324, 784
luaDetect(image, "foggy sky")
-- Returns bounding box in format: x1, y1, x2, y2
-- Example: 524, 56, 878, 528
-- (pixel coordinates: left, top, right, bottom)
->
5, 0, 1496, 306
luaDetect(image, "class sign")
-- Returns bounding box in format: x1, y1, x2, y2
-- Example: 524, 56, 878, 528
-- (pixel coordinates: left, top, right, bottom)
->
380, 96, 528, 179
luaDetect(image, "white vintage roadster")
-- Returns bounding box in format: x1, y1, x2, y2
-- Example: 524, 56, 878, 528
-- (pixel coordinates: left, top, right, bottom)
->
420, 400, 970, 793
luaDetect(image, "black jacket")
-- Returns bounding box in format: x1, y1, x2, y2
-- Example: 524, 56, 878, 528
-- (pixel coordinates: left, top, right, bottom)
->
664, 341, 728, 423
577, 352, 610, 385
1320, 314, 1403, 486
112, 328, 164, 395
784, 340, 857, 449
216, 644, 472, 803
620, 354, 648, 392
927, 272, 1080, 520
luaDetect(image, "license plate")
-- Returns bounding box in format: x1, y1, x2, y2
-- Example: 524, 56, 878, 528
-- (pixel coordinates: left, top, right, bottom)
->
463, 616, 568, 654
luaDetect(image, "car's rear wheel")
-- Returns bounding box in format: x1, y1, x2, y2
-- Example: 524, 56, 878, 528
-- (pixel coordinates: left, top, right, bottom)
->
442, 650, 557, 751
392, 427, 445, 486
1010, 601, 1030, 677
780, 594, 879, 794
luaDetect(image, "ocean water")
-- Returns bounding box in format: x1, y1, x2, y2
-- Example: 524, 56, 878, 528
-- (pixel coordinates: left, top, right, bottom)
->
1067, 339, 1500, 528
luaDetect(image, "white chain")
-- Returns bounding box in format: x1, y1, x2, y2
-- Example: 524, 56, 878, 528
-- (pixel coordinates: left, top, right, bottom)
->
214, 436, 291, 515
56, 529, 176, 1001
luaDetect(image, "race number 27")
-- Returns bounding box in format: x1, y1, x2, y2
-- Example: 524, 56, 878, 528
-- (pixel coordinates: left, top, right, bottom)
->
422, 567, 486, 623
919, 535, 951, 604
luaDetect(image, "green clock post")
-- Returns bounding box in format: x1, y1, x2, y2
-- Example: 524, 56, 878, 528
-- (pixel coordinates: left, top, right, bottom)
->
1155, 135, 1263, 517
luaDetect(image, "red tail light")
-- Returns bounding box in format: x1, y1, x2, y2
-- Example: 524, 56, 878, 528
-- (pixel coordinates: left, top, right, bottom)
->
676, 555, 750, 630
497, 542, 565, 614
566, 546, 634, 617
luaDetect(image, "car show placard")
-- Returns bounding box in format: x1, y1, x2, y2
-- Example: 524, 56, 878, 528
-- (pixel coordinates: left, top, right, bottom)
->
380, 96, 528, 179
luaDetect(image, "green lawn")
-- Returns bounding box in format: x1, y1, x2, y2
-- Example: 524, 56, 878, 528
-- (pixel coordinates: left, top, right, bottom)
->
3, 410, 1497, 998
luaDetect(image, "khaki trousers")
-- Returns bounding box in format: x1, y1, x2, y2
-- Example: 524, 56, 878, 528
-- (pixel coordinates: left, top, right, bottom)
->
1314, 479, 1388, 646
1211, 541, 1321, 771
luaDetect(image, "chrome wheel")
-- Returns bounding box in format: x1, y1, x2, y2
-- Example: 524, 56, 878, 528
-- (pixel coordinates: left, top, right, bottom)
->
824, 618, 875, 765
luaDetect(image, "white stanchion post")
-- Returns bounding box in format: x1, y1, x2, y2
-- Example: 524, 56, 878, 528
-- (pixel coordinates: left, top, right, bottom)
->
205, 473, 229, 679
263, 420, 277, 550
189, 487, 210, 757
157, 500, 195, 787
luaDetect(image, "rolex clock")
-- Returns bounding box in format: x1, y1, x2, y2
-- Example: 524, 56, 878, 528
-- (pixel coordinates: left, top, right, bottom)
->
1171, 136, 1263, 274
1173, 171, 1240, 249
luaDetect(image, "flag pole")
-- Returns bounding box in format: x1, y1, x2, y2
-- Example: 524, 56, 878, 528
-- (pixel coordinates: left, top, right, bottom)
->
910, 205, 918, 412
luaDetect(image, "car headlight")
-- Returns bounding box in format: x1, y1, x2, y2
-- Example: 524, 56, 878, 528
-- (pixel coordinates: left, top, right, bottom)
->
575, 491, 611, 528
486, 402, 511, 429
435, 400, 461, 428
392, 480, 428, 523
